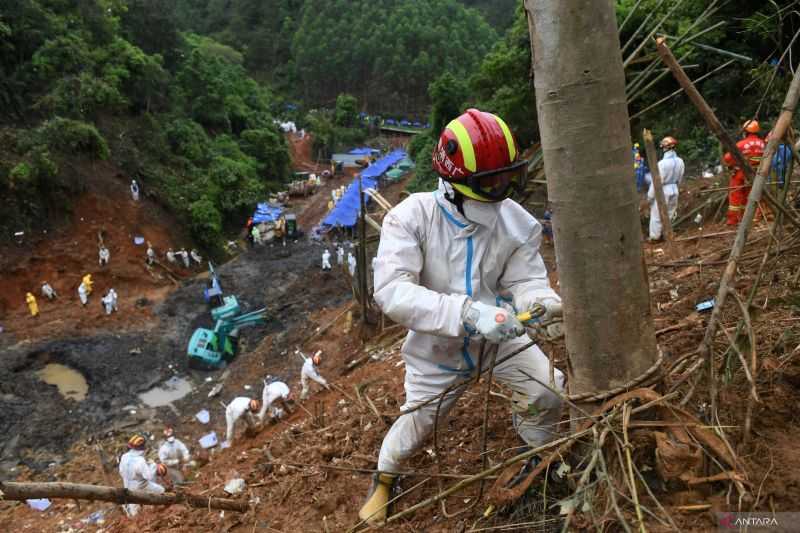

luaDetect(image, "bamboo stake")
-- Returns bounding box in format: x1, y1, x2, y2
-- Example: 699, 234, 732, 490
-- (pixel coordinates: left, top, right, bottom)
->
0, 481, 248, 512
643, 129, 674, 242
656, 36, 800, 415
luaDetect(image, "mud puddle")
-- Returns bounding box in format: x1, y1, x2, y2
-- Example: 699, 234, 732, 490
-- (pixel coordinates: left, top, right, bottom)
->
139, 376, 193, 407
35, 363, 88, 401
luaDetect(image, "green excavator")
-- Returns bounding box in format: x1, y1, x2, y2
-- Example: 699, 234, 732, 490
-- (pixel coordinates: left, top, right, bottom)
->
187, 296, 266, 369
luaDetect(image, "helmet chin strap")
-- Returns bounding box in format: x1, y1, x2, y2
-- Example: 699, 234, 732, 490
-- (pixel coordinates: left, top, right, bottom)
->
441, 179, 467, 217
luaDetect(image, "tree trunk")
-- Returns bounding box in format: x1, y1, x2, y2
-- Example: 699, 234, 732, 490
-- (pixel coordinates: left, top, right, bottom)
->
524, 0, 658, 399
0, 481, 248, 512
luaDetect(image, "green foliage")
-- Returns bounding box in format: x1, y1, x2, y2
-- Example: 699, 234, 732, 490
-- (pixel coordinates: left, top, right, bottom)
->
10, 162, 34, 185
429, 72, 468, 135
469, 6, 537, 147
35, 118, 110, 159
166, 118, 211, 162
405, 134, 438, 194
335, 93, 358, 128
0, 0, 291, 251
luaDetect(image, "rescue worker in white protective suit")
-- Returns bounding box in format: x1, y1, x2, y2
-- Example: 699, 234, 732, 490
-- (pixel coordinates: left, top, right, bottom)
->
102, 290, 115, 315
78, 281, 89, 307
146, 243, 156, 265
166, 248, 176, 264
158, 427, 191, 484
41, 282, 57, 300
347, 252, 357, 277
336, 245, 345, 266
118, 434, 167, 517
98, 245, 110, 267
257, 380, 293, 422
358, 109, 565, 523
179, 248, 190, 268
130, 179, 140, 202
223, 397, 260, 447
300, 351, 330, 400
321, 248, 332, 271
645, 136, 685, 242
190, 249, 202, 266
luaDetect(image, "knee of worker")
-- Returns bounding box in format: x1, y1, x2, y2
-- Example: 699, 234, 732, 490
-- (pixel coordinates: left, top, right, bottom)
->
510, 366, 564, 420
377, 408, 439, 472
147, 482, 166, 495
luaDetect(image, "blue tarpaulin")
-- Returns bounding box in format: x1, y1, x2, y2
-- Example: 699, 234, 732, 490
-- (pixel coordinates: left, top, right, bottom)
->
252, 203, 283, 224
322, 149, 406, 227
348, 147, 379, 156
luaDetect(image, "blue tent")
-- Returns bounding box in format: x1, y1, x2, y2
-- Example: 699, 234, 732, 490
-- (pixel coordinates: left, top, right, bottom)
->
252, 203, 283, 224
322, 149, 407, 227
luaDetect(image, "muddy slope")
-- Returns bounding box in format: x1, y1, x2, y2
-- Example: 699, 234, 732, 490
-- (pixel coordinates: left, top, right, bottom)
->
0, 240, 350, 476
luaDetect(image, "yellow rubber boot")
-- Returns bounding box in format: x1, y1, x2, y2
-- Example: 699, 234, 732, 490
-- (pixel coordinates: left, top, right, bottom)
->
358, 473, 396, 524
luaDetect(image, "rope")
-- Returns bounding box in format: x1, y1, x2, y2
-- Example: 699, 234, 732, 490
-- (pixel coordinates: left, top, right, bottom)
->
565, 348, 664, 402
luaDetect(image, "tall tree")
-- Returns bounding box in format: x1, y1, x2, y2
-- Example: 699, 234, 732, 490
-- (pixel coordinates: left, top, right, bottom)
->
525, 0, 658, 398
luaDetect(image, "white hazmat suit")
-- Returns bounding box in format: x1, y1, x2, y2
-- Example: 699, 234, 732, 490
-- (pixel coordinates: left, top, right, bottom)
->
347, 252, 357, 277
224, 397, 258, 445
130, 180, 140, 202
78, 282, 89, 306
300, 357, 328, 400
257, 381, 290, 422
372, 182, 564, 474
99, 246, 110, 266
336, 246, 345, 266
118, 449, 164, 516
158, 437, 190, 467
646, 150, 685, 240
321, 249, 332, 271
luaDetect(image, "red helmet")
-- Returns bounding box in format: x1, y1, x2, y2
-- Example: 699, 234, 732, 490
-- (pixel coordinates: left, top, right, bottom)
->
432, 109, 527, 202
660, 136, 678, 150
743, 120, 760, 134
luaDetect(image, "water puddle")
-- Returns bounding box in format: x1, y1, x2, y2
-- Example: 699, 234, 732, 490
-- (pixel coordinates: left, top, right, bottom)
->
36, 363, 89, 401
138, 376, 194, 407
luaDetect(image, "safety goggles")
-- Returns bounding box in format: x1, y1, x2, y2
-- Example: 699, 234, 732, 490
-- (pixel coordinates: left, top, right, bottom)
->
464, 159, 529, 201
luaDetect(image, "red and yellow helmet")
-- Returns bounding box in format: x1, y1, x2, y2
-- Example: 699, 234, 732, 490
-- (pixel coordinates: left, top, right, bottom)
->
127, 434, 146, 450
156, 463, 168, 477
432, 109, 527, 202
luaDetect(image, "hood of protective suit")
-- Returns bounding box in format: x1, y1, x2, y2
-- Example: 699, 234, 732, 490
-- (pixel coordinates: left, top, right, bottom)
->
438, 179, 501, 229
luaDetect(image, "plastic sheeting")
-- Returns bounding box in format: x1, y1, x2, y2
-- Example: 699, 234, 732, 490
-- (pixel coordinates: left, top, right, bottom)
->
252, 203, 283, 224
348, 147, 379, 156
321, 149, 406, 227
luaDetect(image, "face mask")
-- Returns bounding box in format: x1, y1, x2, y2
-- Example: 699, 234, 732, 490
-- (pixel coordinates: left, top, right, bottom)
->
167, 436, 175, 442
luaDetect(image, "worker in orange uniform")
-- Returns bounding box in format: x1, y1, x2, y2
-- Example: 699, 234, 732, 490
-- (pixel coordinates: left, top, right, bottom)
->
723, 120, 765, 225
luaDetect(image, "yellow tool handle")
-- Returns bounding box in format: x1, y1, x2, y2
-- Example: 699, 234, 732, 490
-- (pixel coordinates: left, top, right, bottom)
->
517, 311, 534, 323
516, 303, 546, 324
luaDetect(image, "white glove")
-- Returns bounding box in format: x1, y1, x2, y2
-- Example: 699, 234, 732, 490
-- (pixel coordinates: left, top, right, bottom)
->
524, 297, 562, 324
463, 301, 525, 343
528, 322, 565, 341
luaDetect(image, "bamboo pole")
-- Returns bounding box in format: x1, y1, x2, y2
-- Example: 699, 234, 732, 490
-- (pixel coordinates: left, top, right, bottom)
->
656, 36, 800, 414
0, 481, 248, 512
642, 129, 673, 242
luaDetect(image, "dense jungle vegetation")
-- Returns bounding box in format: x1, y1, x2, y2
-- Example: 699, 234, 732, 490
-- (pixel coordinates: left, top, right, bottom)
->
1, 0, 798, 247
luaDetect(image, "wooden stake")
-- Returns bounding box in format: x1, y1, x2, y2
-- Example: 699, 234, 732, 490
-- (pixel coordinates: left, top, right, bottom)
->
643, 129, 674, 242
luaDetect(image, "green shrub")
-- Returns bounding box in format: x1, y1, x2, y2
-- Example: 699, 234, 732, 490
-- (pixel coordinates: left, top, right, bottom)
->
36, 118, 110, 159
166, 119, 210, 162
